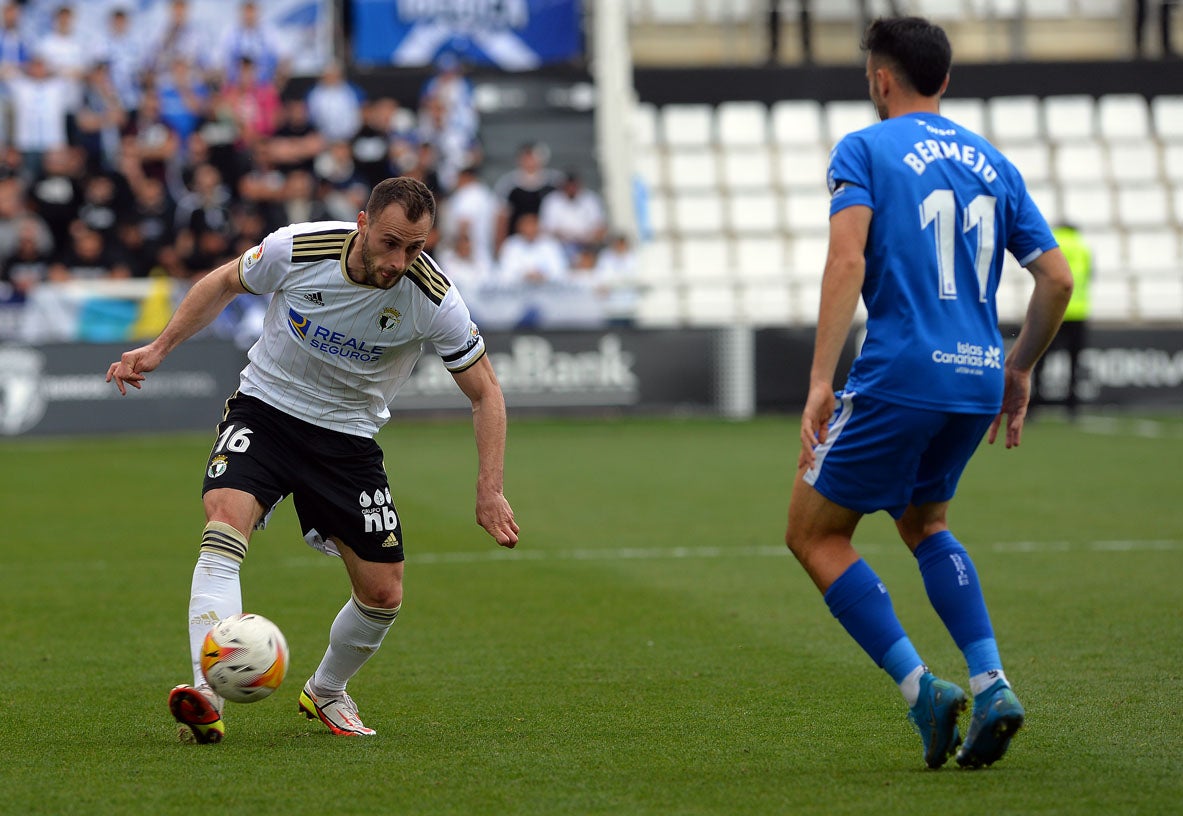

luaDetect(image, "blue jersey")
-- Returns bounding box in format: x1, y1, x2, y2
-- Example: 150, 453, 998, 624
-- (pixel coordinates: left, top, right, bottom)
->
828, 113, 1056, 413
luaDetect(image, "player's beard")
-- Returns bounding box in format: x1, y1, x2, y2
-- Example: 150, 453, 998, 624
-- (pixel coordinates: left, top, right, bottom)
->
359, 237, 405, 289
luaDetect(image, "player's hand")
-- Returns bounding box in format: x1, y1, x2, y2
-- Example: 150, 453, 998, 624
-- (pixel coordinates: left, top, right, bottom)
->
105, 345, 162, 396
476, 490, 519, 548
798, 382, 836, 470
988, 367, 1031, 449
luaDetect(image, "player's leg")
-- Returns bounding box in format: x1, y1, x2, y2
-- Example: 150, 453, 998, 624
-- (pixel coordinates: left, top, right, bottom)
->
902, 413, 1025, 767
172, 395, 288, 744
290, 431, 402, 736
787, 393, 966, 768
296, 548, 401, 736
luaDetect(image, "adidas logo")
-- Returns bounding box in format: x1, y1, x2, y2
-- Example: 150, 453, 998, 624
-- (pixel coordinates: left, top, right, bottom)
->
303, 291, 325, 306
381, 533, 398, 548
189, 610, 221, 627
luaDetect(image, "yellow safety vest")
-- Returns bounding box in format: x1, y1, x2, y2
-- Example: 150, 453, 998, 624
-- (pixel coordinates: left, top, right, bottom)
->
1052, 226, 1091, 322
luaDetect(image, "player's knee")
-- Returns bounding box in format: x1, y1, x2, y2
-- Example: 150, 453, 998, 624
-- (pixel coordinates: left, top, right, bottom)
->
351, 593, 401, 625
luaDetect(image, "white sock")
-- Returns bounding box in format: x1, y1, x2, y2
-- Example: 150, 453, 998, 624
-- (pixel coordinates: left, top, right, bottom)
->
899, 665, 927, 707
312, 596, 399, 694
188, 551, 242, 687
970, 670, 1009, 697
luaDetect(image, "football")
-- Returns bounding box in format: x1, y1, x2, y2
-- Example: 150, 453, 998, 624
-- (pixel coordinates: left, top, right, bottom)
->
199, 613, 290, 703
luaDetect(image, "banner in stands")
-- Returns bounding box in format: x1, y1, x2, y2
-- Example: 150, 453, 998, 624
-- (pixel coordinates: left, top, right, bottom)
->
1036, 328, 1183, 407
350, 0, 583, 69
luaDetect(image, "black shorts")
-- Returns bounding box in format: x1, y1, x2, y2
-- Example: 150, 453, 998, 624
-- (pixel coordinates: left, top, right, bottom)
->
201, 394, 404, 563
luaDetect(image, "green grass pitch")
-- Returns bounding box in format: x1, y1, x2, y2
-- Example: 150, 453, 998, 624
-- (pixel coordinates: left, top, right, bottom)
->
1, 413, 1181, 815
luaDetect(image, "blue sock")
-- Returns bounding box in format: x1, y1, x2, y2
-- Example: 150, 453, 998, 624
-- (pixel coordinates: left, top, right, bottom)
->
914, 531, 1004, 687
824, 559, 924, 684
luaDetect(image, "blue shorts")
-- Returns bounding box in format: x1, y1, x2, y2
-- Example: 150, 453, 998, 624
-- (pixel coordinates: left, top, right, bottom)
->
803, 391, 995, 519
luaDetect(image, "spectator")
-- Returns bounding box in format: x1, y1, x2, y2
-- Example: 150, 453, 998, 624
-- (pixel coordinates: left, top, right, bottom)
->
441, 164, 498, 267
114, 218, 156, 279
313, 140, 368, 221
0, 175, 53, 259
74, 60, 127, 174
236, 144, 289, 232
306, 61, 363, 144
496, 211, 569, 287
270, 97, 325, 176
1134, 0, 1177, 58
157, 56, 211, 150
419, 53, 477, 144
125, 176, 176, 259
493, 141, 563, 246
4, 54, 73, 181
538, 171, 608, 256
1, 215, 54, 300
437, 229, 494, 297
121, 89, 182, 184
77, 172, 131, 240
174, 162, 233, 242
88, 7, 147, 113
0, 2, 31, 70
215, 55, 281, 150
281, 168, 331, 226
28, 146, 85, 250
415, 92, 480, 194
217, 0, 287, 89
592, 232, 641, 325
401, 140, 443, 200
351, 98, 402, 187
147, 0, 207, 80
48, 220, 130, 281
33, 4, 87, 112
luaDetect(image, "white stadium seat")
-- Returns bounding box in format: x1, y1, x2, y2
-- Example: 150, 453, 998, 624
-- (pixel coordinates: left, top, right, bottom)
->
644, 190, 672, 238
637, 239, 675, 284
1114, 184, 1171, 228
720, 147, 775, 192
671, 192, 727, 236
734, 236, 787, 281
825, 100, 878, 145
782, 189, 832, 234
940, 97, 987, 134
1098, 94, 1151, 141
1124, 227, 1179, 273
678, 236, 733, 282
1090, 278, 1134, 322
634, 286, 682, 327
1053, 140, 1107, 184
987, 96, 1042, 143
1106, 141, 1160, 185
1059, 184, 1115, 229
1043, 95, 1096, 142
666, 148, 720, 192
774, 144, 830, 190
726, 191, 781, 236
788, 235, 830, 281
1161, 143, 1183, 183
1079, 228, 1124, 275
771, 99, 825, 146
738, 280, 793, 326
683, 280, 739, 326
1151, 95, 1183, 141
1135, 279, 1183, 321
1000, 141, 1052, 184
716, 101, 769, 147
1026, 183, 1061, 225
633, 148, 664, 192
661, 103, 715, 147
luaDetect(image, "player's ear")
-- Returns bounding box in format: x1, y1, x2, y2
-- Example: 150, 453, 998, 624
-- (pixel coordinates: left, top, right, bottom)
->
937, 74, 950, 98
356, 210, 367, 231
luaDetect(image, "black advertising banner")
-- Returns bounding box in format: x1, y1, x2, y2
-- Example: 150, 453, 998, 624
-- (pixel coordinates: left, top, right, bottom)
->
0, 341, 246, 438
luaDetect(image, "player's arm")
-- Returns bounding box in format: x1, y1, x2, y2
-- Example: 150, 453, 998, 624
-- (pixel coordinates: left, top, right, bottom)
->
988, 246, 1074, 449
451, 354, 520, 548
106, 258, 250, 395
800, 204, 870, 469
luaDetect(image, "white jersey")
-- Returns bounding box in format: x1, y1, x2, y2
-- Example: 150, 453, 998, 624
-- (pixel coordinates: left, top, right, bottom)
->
236, 221, 485, 437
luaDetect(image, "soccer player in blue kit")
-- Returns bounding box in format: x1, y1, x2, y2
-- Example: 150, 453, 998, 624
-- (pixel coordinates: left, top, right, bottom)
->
785, 18, 1074, 769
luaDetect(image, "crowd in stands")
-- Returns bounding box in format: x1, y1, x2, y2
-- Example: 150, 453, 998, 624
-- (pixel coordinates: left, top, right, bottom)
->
0, 0, 640, 339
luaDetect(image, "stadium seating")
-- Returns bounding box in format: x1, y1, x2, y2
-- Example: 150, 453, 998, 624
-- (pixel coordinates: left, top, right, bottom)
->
634, 91, 1183, 327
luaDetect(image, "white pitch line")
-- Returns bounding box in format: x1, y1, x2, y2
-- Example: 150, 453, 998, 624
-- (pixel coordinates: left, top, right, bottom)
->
281, 539, 1182, 568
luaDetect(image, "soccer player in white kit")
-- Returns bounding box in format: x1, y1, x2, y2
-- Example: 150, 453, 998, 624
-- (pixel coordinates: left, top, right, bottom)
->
107, 177, 520, 743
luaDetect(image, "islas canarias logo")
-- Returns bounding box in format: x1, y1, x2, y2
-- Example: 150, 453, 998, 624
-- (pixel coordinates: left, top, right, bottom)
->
286, 307, 387, 362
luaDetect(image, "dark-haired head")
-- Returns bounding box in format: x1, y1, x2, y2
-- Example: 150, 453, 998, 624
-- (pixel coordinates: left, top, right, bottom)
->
367, 176, 437, 226
861, 17, 951, 97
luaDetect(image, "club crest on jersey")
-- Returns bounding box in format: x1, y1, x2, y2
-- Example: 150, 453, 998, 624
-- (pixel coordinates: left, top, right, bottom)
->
207, 455, 228, 479
377, 307, 402, 331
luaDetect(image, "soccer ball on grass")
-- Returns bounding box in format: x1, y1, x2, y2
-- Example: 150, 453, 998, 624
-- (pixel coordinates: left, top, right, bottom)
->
200, 613, 289, 703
